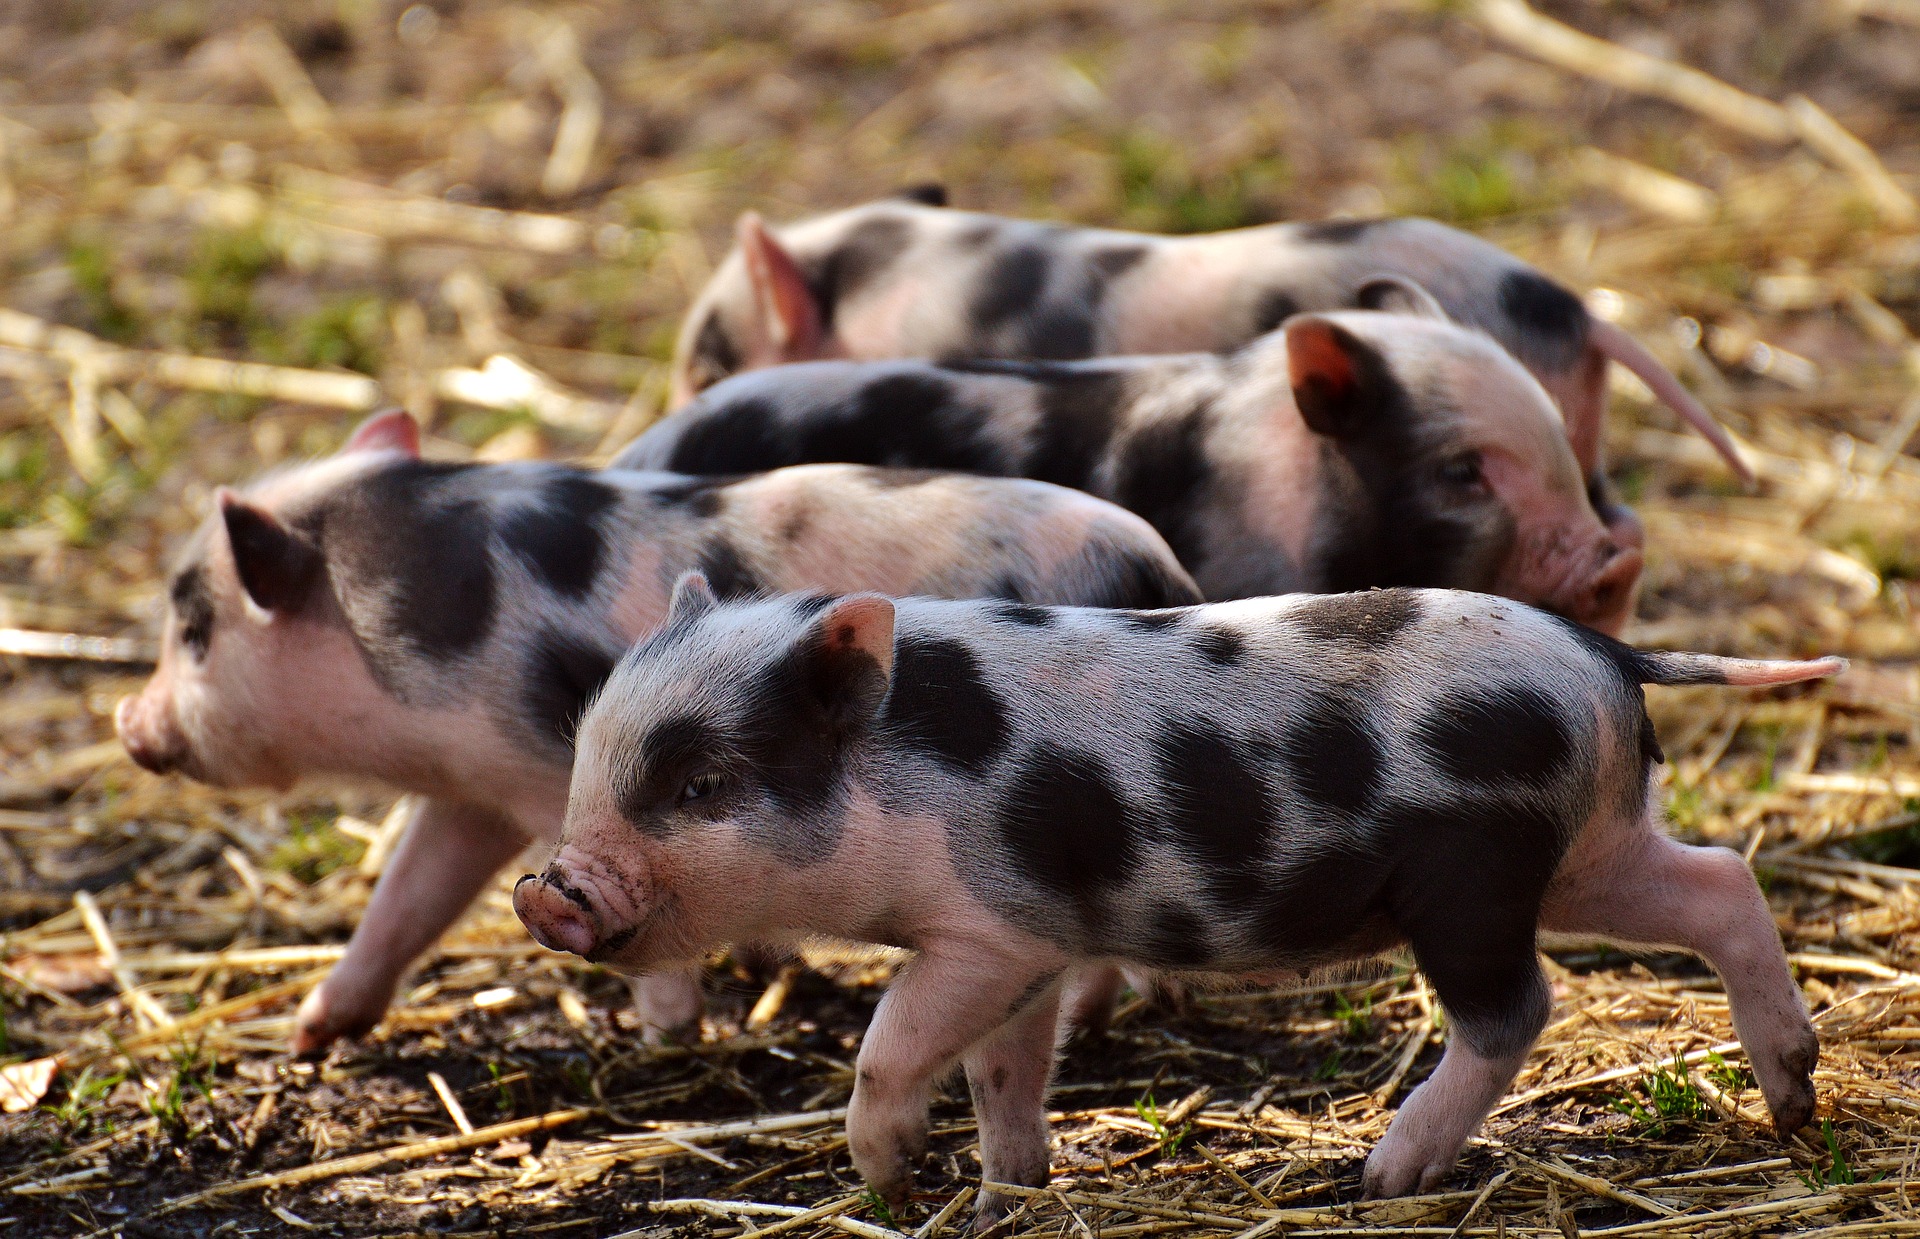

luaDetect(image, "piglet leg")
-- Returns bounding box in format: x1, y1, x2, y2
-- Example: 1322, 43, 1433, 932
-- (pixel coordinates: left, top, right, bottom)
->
965, 977, 1063, 1229
627, 963, 706, 1042
1362, 1040, 1530, 1197
1542, 832, 1817, 1136
292, 797, 528, 1057
848, 953, 1063, 1207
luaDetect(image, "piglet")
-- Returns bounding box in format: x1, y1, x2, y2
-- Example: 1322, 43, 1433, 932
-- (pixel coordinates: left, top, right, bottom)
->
524, 575, 1835, 1224
623, 306, 1644, 633
115, 409, 1200, 1056
669, 197, 1752, 551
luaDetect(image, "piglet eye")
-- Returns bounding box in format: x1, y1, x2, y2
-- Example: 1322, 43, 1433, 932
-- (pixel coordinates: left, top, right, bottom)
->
679, 771, 727, 805
1438, 452, 1484, 488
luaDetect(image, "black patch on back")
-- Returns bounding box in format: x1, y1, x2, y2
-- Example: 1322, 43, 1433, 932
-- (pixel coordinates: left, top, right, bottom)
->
996, 744, 1141, 932
892, 183, 948, 206
971, 243, 1052, 329
498, 472, 618, 599
813, 216, 915, 327
1251, 289, 1300, 335
1153, 717, 1274, 912
1296, 218, 1382, 245
759, 372, 1000, 472
1292, 589, 1422, 647
660, 395, 789, 474
1280, 693, 1381, 815
1497, 269, 1589, 356
523, 628, 618, 751
1025, 371, 1126, 489
1121, 609, 1185, 631
1089, 243, 1150, 283
169, 561, 215, 660
1192, 625, 1246, 666
1110, 406, 1216, 573
993, 601, 1056, 627
697, 537, 760, 600
881, 635, 1010, 774
646, 475, 730, 519
1022, 307, 1096, 359
319, 459, 496, 662
1413, 685, 1571, 787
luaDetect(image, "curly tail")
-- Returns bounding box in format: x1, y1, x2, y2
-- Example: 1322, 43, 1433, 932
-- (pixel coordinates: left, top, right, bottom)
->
1630, 651, 1846, 687
1589, 318, 1755, 485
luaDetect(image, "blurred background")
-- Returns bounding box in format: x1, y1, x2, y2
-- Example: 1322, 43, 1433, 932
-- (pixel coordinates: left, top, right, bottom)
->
1, 3, 1918, 1237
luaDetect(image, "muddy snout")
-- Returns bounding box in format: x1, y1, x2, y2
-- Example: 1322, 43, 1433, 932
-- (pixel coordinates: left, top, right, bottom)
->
115, 691, 184, 775
514, 869, 604, 957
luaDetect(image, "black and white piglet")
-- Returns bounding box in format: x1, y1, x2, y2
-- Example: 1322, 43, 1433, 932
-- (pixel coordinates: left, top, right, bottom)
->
520, 575, 1836, 1223
623, 308, 1644, 632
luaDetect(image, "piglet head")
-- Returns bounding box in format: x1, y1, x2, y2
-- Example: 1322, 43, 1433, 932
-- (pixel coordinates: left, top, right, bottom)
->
524, 574, 897, 968
1286, 312, 1640, 635
116, 409, 421, 786
668, 212, 831, 409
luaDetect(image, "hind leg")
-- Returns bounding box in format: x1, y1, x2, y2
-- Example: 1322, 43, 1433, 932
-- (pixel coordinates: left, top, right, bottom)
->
966, 978, 1063, 1229
1542, 830, 1816, 1135
1365, 836, 1552, 1197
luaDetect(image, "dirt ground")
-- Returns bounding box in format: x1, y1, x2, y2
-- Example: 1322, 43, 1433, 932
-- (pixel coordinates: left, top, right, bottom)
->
2, 1, 1919, 1236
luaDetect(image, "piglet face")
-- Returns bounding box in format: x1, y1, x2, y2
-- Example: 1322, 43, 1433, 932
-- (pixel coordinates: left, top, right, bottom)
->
1289, 313, 1640, 635
526, 575, 896, 967
669, 213, 834, 409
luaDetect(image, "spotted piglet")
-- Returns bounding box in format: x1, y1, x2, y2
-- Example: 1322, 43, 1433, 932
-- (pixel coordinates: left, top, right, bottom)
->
114, 410, 1200, 1056
623, 306, 1645, 633
522, 577, 1834, 1224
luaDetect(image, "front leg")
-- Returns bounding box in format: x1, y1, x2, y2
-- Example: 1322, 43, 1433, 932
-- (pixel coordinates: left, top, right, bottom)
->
293, 798, 529, 1056
848, 951, 1061, 1207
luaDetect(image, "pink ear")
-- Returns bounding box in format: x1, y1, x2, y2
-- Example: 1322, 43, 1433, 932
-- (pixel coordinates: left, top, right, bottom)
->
816, 594, 896, 681
342, 408, 421, 458
736, 212, 825, 362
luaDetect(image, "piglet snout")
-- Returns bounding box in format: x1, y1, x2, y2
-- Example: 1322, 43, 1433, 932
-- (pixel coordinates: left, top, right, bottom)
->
513, 871, 602, 957
1566, 542, 1644, 636
116, 693, 181, 774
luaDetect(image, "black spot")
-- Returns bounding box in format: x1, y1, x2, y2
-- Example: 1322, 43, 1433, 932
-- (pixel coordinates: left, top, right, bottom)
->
1025, 371, 1126, 489
169, 561, 215, 660
892, 182, 948, 207
812, 216, 916, 327
995, 744, 1141, 931
1088, 243, 1150, 283
1083, 551, 1205, 610
789, 593, 836, 620
616, 713, 724, 828
688, 312, 740, 391
1292, 589, 1423, 647
1413, 685, 1571, 787
697, 537, 760, 600
656, 395, 789, 475
728, 629, 885, 830
1110, 407, 1215, 573
320, 460, 496, 664
522, 629, 618, 751
1153, 716, 1274, 911
1022, 306, 1097, 359
1192, 626, 1246, 666
1121, 609, 1185, 631
1139, 903, 1213, 968
498, 472, 619, 599
1296, 218, 1382, 245
955, 220, 1000, 250
1251, 289, 1300, 335
645, 475, 730, 519
1279, 693, 1380, 815
971, 243, 1052, 329
881, 635, 1010, 774
994, 601, 1056, 627
1497, 268, 1590, 368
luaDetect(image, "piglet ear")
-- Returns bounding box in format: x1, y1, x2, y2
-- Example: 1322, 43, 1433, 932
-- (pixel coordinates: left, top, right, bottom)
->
1285, 316, 1393, 440
1355, 274, 1450, 322
666, 571, 718, 622
803, 594, 896, 730
218, 491, 322, 613
736, 211, 825, 362
342, 408, 421, 458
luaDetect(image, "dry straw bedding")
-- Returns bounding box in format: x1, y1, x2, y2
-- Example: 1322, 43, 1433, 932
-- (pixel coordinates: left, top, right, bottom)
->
0, 1, 1918, 1236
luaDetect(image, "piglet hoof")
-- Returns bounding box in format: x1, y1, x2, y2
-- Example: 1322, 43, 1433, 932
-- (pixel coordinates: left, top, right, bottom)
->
1765, 1036, 1820, 1139
967, 1190, 1018, 1236
1359, 1144, 1450, 1200
290, 987, 376, 1060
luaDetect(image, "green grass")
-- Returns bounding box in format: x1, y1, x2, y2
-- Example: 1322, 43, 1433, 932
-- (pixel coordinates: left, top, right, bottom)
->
1110, 129, 1289, 235
268, 813, 367, 885
1611, 1052, 1708, 1134
1800, 1119, 1876, 1190
1133, 1089, 1190, 1154
145, 1039, 214, 1136
46, 1065, 126, 1135
1331, 991, 1374, 1040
